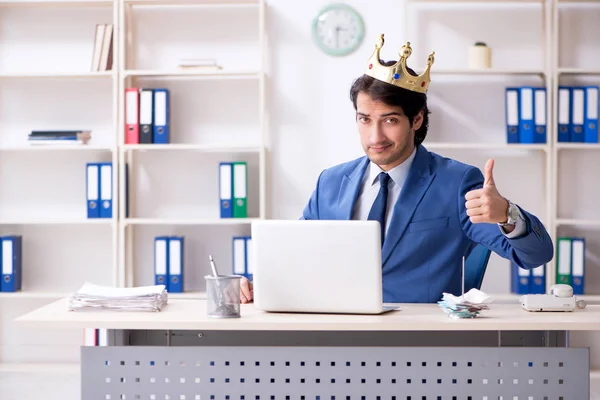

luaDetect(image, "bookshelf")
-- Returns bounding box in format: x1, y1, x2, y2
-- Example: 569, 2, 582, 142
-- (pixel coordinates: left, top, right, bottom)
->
0, 0, 119, 365
117, 0, 267, 289
404, 0, 554, 294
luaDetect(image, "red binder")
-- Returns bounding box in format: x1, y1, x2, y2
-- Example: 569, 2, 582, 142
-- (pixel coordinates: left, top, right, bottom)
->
125, 88, 140, 144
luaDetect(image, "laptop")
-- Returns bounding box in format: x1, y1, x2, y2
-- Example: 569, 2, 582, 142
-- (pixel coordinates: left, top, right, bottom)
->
250, 220, 399, 315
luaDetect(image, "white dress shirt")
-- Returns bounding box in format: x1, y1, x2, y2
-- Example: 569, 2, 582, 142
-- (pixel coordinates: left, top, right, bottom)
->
351, 147, 526, 238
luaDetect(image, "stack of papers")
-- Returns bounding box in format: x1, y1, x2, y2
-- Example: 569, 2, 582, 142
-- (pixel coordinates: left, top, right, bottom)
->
437, 289, 492, 319
68, 283, 168, 312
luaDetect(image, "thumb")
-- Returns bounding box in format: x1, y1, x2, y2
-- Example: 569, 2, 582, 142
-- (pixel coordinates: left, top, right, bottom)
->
484, 159, 495, 187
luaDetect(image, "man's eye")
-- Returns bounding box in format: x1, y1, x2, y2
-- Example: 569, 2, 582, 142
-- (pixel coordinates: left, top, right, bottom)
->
359, 117, 369, 123
386, 118, 398, 124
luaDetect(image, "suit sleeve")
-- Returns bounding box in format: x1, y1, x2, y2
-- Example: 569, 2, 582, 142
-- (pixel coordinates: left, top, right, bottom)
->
300, 170, 325, 220
458, 166, 554, 269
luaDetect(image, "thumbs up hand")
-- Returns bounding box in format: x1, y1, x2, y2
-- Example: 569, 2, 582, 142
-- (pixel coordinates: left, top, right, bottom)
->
465, 159, 510, 225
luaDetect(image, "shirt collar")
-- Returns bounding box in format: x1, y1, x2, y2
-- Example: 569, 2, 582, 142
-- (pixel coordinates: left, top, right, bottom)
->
368, 146, 417, 188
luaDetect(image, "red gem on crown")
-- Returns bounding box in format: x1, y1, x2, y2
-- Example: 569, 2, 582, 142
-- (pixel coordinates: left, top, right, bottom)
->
421, 82, 426, 87
368, 63, 373, 69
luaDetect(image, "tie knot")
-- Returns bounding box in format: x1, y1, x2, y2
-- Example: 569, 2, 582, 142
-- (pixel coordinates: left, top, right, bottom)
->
379, 172, 390, 187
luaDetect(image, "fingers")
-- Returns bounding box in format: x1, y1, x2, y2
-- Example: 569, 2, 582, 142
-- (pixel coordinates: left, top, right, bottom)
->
465, 198, 483, 209
483, 159, 495, 187
465, 189, 484, 201
240, 278, 254, 304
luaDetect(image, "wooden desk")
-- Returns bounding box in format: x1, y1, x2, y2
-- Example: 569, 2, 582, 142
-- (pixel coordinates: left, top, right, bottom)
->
16, 299, 596, 399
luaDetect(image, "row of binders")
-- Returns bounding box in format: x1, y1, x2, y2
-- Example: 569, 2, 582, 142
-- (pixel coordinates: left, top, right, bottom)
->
510, 262, 546, 295
84, 328, 108, 346
556, 237, 585, 294
219, 162, 248, 218
125, 88, 170, 144
0, 236, 22, 292
557, 86, 598, 143
232, 236, 253, 280
154, 236, 184, 293
86, 162, 113, 219
505, 86, 547, 144
91, 24, 113, 72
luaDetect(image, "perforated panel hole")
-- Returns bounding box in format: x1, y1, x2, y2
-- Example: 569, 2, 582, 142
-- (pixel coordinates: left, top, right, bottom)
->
121, 378, 126, 383
225, 378, 230, 383
376, 361, 381, 367
301, 379, 305, 383
437, 362, 442, 367
346, 379, 351, 384
361, 362, 366, 366
467, 379, 472, 384
165, 361, 170, 366
331, 362, 336, 366
422, 379, 426, 384
135, 361, 140, 366
285, 361, 290, 366
407, 362, 412, 367
498, 362, 503, 367
483, 379, 488, 384
316, 361, 320, 366
437, 379, 442, 384
452, 379, 457, 384
255, 361, 260, 366
135, 378, 140, 383
271, 361, 275, 366
467, 362, 472, 367
195, 378, 200, 384
346, 362, 351, 366
271, 378, 275, 383
529, 379, 534, 384
286, 378, 290, 383
392, 379, 396, 384
301, 361, 305, 366
529, 362, 534, 367
559, 379, 564, 384
240, 361, 245, 366
452, 362, 457, 367
121, 396, 126, 400
255, 378, 260, 383
422, 362, 427, 367
180, 378, 186, 384
210, 378, 214, 383
361, 378, 366, 383
150, 377, 156, 383
240, 378, 245, 383
559, 362, 564, 367
121, 361, 125, 366
210, 361, 214, 366
376, 378, 381, 384
391, 361, 396, 367
407, 379, 411, 384
543, 362, 549, 367
105, 361, 110, 366
331, 379, 335, 383
544, 379, 548, 384
498, 379, 504, 384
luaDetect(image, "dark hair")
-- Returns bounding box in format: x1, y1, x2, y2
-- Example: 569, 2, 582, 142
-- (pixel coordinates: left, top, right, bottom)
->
349, 62, 430, 147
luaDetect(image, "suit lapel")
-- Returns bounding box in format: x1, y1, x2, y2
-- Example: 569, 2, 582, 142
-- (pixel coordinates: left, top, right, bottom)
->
336, 157, 370, 220
381, 145, 436, 266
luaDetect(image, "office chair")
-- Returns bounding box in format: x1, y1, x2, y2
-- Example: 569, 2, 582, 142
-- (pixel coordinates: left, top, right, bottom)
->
463, 243, 492, 292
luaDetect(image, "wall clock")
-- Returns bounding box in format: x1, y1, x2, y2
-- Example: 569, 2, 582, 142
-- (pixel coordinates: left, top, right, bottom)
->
312, 3, 365, 57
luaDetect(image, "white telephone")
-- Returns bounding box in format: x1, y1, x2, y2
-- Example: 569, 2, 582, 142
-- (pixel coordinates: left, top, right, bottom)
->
520, 284, 587, 312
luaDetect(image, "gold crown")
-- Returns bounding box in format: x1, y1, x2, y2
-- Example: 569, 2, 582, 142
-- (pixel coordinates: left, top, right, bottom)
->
365, 34, 435, 94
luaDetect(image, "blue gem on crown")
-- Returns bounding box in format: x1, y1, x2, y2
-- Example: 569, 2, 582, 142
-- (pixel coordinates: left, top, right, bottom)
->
394, 73, 400, 79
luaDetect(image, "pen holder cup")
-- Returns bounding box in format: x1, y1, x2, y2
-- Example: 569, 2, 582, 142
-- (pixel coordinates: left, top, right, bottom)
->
205, 275, 242, 318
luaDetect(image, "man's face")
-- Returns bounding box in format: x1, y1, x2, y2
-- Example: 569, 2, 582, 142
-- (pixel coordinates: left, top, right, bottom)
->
356, 91, 423, 171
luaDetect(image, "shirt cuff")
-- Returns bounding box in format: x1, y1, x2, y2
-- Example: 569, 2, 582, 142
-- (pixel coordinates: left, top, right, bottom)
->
499, 211, 527, 239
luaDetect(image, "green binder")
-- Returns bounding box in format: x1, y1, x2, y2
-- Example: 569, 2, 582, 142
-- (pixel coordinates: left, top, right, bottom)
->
556, 237, 572, 285
232, 161, 247, 218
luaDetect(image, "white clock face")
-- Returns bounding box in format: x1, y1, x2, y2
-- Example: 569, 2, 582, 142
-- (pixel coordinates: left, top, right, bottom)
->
312, 5, 364, 56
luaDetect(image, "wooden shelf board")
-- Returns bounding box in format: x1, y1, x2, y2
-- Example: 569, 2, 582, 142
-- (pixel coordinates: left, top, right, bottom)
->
0, 71, 114, 78
123, 69, 260, 79
433, 68, 545, 75
555, 219, 600, 227
124, 0, 258, 6
0, 145, 113, 152
426, 143, 548, 151
122, 144, 262, 152
123, 218, 259, 226
556, 143, 600, 150
0, 218, 113, 225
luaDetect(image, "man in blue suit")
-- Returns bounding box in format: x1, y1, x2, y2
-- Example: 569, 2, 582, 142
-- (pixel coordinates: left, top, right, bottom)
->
240, 35, 553, 303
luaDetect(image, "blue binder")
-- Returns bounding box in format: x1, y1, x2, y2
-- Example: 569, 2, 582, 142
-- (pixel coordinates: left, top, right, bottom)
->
518, 87, 534, 144
571, 237, 585, 295
571, 87, 585, 142
99, 162, 112, 219
533, 88, 547, 144
557, 86, 571, 142
153, 89, 170, 144
219, 162, 233, 218
245, 236, 253, 281
584, 86, 599, 143
530, 264, 546, 294
1, 235, 22, 292
505, 87, 520, 143
86, 163, 100, 218
154, 236, 169, 286
232, 236, 246, 277
168, 236, 184, 293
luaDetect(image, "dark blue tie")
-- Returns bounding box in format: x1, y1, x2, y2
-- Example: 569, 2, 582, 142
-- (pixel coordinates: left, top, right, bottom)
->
368, 172, 390, 245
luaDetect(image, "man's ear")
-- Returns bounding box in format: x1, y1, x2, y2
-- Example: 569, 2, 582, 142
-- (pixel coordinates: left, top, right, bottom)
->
412, 110, 424, 131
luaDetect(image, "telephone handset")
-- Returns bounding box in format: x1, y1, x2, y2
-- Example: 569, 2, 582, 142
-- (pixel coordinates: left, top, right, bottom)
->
520, 284, 587, 312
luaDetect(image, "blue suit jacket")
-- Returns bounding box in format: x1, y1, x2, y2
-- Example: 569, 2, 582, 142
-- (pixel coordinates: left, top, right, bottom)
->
301, 144, 554, 303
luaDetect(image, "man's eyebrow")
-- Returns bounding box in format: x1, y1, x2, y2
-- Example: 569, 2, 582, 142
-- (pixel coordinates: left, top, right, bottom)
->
380, 112, 403, 117
356, 112, 369, 116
